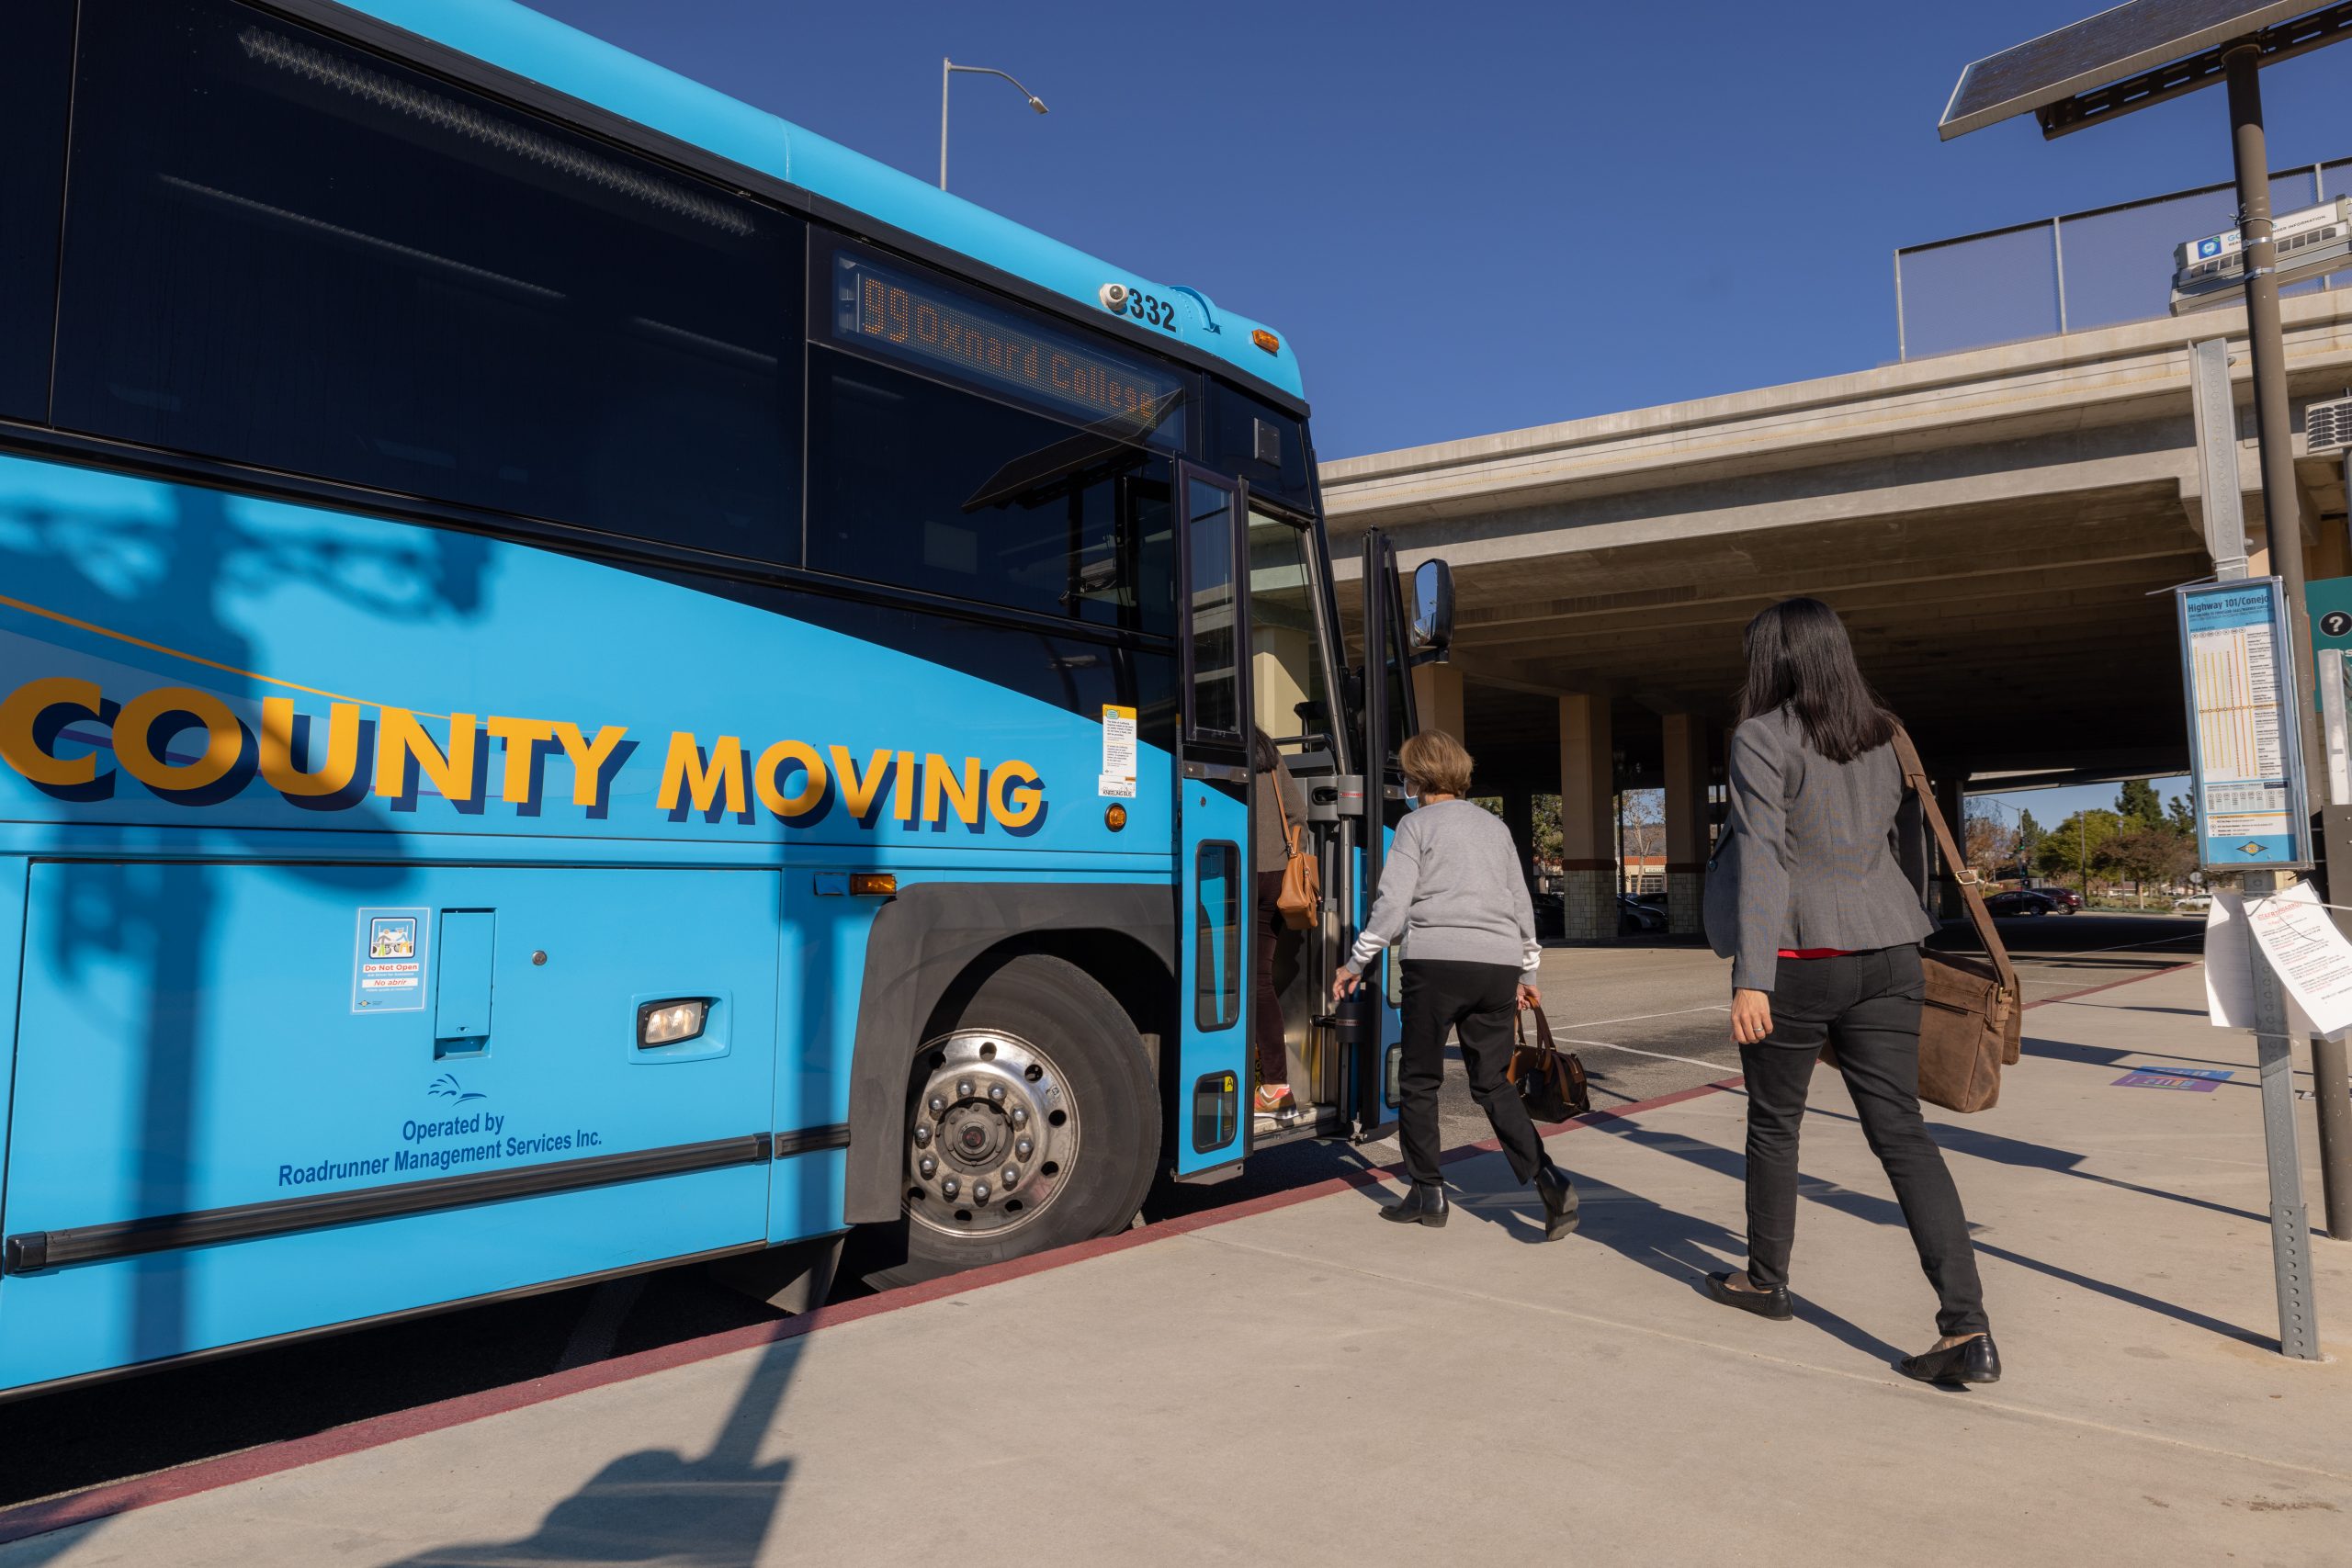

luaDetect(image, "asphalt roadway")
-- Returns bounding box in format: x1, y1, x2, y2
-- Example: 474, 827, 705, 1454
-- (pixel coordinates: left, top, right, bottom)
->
0, 910, 2204, 1509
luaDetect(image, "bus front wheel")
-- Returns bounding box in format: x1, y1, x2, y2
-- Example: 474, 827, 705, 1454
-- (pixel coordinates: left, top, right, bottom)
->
883, 954, 1159, 1285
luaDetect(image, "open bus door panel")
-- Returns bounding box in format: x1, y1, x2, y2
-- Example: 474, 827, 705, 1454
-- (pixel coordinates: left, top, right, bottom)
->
1171, 468, 1253, 1177
1345, 530, 1415, 1142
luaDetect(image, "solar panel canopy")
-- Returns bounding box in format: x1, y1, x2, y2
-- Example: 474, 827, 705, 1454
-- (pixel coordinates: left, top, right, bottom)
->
1940, 0, 2316, 139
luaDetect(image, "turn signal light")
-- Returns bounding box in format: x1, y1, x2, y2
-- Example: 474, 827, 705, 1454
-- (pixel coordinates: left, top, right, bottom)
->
1104, 804, 1127, 831
849, 873, 899, 897
1250, 329, 1280, 355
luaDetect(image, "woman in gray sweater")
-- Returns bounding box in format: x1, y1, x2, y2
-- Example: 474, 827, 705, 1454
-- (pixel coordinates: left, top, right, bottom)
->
1702, 597, 1997, 1386
1332, 730, 1577, 1237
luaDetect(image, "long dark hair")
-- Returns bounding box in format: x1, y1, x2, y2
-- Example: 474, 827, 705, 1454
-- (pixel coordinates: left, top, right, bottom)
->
1251, 727, 1282, 773
1735, 597, 1897, 762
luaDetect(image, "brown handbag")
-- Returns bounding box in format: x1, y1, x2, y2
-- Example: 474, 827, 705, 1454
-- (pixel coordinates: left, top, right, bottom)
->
1885, 728, 2022, 1112
1271, 773, 1321, 931
1508, 1002, 1592, 1124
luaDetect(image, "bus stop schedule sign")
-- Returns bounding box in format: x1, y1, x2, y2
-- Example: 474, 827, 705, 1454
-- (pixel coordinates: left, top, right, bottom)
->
2177, 577, 2312, 869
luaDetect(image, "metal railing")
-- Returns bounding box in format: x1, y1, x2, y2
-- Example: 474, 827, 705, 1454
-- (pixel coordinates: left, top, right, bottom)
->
1894, 158, 2352, 361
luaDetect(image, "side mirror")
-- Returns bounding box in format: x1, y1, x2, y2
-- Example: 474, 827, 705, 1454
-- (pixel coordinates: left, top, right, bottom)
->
1409, 558, 1454, 658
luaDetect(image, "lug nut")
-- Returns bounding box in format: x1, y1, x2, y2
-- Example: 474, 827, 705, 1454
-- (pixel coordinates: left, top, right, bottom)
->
913, 1124, 931, 1146
1011, 1107, 1029, 1126
956, 1079, 973, 1100
1001, 1167, 1019, 1187
941, 1177, 959, 1199
919, 1156, 936, 1178
1015, 1137, 1033, 1158
988, 1084, 1006, 1102
974, 1182, 989, 1202
928, 1094, 946, 1114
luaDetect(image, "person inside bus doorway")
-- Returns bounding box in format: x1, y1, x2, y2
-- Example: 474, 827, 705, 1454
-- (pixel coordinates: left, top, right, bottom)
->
1251, 728, 1309, 1116
1331, 730, 1577, 1237
1702, 596, 1998, 1386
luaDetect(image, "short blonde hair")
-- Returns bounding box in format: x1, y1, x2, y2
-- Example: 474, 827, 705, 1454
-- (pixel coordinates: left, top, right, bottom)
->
1399, 729, 1474, 796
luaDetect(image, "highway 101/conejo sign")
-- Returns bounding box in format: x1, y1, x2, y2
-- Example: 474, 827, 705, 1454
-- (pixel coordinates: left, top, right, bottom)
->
2177, 577, 2312, 871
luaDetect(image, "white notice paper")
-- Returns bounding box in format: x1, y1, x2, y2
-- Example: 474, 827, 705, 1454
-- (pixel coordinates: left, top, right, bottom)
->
2242, 882, 2352, 1040
1098, 705, 1137, 799
2203, 892, 2315, 1035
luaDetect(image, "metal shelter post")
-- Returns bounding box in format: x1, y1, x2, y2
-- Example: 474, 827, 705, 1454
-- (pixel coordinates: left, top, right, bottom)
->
2225, 46, 2324, 778
2312, 646, 2352, 1240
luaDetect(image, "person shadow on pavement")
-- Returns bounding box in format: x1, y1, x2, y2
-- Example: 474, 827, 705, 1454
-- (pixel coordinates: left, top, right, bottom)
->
378, 1339, 801, 1568
1555, 1130, 1911, 1370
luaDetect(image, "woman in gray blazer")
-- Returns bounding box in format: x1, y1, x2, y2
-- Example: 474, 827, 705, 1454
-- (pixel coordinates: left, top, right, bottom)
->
1701, 597, 1997, 1386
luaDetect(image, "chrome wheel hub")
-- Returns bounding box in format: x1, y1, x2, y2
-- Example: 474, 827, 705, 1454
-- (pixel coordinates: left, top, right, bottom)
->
906, 1030, 1076, 1239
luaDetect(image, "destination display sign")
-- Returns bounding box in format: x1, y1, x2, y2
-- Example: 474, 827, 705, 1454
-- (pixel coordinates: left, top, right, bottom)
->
2176, 577, 2312, 869
830, 246, 1186, 449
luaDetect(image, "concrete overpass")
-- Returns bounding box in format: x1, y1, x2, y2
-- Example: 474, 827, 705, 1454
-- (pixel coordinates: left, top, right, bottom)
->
1321, 288, 2352, 937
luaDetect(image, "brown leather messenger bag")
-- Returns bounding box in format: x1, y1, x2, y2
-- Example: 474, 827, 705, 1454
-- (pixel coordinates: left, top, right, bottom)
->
1880, 728, 2022, 1112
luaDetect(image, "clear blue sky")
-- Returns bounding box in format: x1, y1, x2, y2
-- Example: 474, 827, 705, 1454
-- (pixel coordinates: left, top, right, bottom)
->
525, 0, 2352, 460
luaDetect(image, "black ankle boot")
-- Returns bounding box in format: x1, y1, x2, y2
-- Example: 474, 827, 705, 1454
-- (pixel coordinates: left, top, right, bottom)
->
1381, 1183, 1449, 1227
1899, 1333, 2001, 1385
1535, 1161, 1579, 1240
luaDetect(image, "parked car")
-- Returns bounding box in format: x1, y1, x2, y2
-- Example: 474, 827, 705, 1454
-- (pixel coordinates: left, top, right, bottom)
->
1984, 889, 2060, 918
2174, 893, 2212, 915
1535, 891, 1565, 941
1618, 894, 1668, 934
2036, 886, 2084, 912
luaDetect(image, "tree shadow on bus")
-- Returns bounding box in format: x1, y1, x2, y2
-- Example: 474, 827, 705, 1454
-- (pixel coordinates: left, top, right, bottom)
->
0, 473, 479, 1417
377, 1337, 802, 1568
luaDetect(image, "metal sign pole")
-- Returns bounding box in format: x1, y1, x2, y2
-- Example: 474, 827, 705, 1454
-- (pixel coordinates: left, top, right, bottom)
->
2245, 865, 2323, 1358
2184, 569, 2323, 1359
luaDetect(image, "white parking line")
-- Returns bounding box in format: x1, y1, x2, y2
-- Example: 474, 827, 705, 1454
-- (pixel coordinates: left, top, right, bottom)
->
1556, 1035, 1736, 1073
1550, 1002, 1734, 1030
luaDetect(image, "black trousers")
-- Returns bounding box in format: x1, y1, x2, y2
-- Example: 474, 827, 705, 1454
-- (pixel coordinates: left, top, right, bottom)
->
1739, 945, 1989, 1337
1397, 959, 1547, 1188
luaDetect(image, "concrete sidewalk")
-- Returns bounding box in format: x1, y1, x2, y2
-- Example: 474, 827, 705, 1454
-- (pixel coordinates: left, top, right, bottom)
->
9, 962, 2351, 1567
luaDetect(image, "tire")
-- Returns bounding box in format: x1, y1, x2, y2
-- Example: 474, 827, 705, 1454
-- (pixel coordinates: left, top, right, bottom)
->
876, 954, 1159, 1287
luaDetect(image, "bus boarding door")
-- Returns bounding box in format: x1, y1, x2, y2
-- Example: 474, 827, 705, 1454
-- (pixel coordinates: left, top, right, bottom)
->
1173, 467, 1253, 1176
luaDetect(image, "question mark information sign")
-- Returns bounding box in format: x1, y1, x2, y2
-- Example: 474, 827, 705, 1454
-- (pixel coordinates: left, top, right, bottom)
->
2177, 577, 2312, 870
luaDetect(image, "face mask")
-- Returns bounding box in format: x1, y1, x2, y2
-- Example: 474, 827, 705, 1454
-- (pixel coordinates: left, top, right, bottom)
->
1402, 786, 1420, 811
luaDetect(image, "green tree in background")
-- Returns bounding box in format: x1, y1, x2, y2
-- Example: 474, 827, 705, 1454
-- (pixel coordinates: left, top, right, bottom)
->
2116, 778, 2165, 828
2035, 808, 2122, 886
2167, 794, 2197, 836
2107, 824, 2197, 906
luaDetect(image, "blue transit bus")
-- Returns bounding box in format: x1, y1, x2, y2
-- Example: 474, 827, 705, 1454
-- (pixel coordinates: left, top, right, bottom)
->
0, 0, 1447, 1397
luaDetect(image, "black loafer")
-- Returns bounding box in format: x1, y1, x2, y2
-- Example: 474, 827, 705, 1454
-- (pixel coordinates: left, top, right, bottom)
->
1706, 1270, 1792, 1320
1535, 1161, 1580, 1240
1900, 1333, 2001, 1385
1381, 1183, 1449, 1227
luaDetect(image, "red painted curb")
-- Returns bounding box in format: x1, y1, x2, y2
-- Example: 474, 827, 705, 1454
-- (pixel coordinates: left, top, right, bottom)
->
0, 953, 2199, 1547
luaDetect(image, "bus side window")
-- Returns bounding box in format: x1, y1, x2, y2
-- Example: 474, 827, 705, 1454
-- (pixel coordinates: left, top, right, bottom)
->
50, 0, 803, 564
0, 0, 73, 423
805, 345, 1176, 637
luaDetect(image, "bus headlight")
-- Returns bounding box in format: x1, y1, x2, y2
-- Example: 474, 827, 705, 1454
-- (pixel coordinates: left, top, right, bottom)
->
638, 998, 709, 1047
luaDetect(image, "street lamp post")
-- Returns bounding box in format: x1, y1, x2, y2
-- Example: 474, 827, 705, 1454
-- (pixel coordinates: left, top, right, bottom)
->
939, 58, 1048, 192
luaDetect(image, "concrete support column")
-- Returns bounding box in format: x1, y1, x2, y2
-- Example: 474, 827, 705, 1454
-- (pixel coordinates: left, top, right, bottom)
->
1662, 713, 1710, 936
1935, 769, 1968, 921
1411, 662, 1464, 744
1559, 694, 1615, 942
